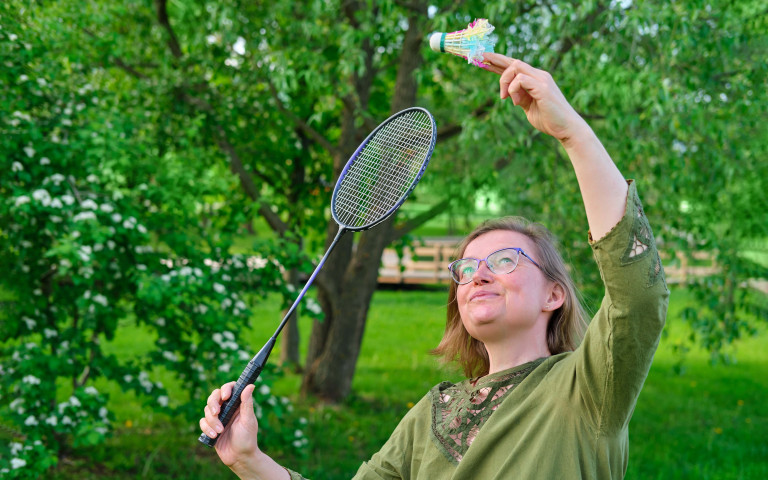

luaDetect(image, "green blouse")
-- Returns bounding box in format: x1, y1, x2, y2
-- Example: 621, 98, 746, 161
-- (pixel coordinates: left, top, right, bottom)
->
288, 181, 669, 479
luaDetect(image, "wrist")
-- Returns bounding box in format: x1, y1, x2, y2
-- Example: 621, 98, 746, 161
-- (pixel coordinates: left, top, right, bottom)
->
558, 121, 595, 151
229, 449, 290, 480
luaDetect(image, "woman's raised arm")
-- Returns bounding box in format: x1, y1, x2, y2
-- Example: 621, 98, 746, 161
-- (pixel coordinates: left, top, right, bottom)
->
483, 53, 628, 241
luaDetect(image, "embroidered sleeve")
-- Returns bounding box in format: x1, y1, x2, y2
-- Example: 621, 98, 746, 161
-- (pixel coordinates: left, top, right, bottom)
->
577, 180, 670, 435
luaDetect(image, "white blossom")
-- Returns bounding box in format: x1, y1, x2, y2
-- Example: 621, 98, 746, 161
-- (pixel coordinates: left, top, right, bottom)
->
81, 199, 98, 210
11, 458, 27, 469
162, 351, 178, 362
22, 317, 36, 329
68, 396, 81, 407
12, 161, 23, 172
85, 386, 99, 395
32, 189, 51, 206
233, 37, 246, 55
61, 416, 73, 425
22, 375, 40, 384
24, 146, 35, 158
49, 198, 63, 209
46, 416, 58, 426
40, 157, 50, 165
305, 299, 322, 315
259, 385, 270, 396
213, 283, 226, 294
99, 203, 114, 213
92, 294, 108, 307
73, 211, 97, 222
61, 194, 75, 205
44, 328, 57, 338
86, 174, 99, 183
158, 395, 169, 407
24, 415, 38, 426
14, 195, 30, 207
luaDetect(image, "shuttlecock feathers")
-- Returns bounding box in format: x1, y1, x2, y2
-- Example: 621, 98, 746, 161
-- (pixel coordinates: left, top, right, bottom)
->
429, 19, 497, 69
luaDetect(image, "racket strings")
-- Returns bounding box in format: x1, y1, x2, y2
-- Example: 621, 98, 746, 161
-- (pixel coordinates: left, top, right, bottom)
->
335, 111, 434, 228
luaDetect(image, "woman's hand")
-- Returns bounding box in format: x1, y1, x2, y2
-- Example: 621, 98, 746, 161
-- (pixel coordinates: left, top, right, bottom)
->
201, 382, 261, 469
200, 383, 290, 479
482, 52, 590, 146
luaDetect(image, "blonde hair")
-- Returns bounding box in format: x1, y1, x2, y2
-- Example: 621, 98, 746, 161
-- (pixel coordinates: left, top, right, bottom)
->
432, 217, 589, 378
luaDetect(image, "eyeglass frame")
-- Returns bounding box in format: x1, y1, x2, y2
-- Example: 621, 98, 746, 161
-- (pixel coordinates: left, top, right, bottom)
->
447, 247, 548, 285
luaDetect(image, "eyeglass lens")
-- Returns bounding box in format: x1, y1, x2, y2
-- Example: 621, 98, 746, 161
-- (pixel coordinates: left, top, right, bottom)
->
450, 248, 521, 284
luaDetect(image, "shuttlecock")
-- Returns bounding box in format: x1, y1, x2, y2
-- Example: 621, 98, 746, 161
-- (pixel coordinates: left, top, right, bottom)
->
429, 19, 497, 69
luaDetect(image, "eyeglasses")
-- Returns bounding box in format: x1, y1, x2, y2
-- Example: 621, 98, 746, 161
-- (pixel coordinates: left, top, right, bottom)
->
447, 247, 546, 285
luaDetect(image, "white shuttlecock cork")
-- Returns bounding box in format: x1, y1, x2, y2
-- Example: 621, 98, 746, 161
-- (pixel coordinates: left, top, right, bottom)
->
429, 19, 497, 69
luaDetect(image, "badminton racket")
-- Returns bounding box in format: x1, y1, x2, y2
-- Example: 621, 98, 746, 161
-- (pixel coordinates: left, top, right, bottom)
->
199, 106, 437, 447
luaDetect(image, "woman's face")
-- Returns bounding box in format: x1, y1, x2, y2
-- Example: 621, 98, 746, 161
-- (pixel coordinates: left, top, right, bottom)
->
456, 230, 554, 344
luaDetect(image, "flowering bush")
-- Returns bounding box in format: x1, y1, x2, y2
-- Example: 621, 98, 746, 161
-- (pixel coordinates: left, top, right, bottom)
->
0, 4, 311, 477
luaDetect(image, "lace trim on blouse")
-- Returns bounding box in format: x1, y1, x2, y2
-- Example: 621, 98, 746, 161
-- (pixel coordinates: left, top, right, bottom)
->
429, 358, 545, 465
620, 185, 664, 288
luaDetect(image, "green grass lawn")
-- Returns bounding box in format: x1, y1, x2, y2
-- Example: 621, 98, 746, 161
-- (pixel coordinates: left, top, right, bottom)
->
51, 286, 768, 479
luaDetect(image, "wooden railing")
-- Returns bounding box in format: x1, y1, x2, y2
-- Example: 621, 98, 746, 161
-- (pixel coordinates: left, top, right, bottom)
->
378, 238, 460, 285
378, 239, 725, 287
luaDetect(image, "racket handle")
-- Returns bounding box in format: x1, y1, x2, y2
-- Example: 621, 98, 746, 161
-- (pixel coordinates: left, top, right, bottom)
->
199, 337, 276, 447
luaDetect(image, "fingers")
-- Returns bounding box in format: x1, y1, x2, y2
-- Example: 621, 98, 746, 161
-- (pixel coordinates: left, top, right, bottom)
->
507, 73, 537, 108
239, 384, 256, 420
220, 381, 235, 401
497, 58, 548, 100
482, 52, 513, 75
200, 381, 236, 438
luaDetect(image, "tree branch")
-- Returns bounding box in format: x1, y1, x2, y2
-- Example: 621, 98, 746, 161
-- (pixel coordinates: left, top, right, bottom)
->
548, 1, 609, 72
436, 98, 495, 142
181, 93, 289, 235
155, 0, 183, 59
389, 198, 452, 242
266, 79, 338, 156
81, 28, 151, 79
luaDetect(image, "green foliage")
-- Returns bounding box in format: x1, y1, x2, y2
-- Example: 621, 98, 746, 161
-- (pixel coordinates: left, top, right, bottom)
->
0, 1, 309, 476
1, 0, 766, 475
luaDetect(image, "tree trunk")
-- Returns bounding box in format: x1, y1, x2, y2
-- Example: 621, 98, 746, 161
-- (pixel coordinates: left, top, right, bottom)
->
301, 5, 427, 402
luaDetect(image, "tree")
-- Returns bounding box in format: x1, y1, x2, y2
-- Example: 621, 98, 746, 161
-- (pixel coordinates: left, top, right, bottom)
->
0, 1, 310, 475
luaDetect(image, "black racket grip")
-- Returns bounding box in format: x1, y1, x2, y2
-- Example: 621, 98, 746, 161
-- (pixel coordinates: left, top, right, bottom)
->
199, 337, 276, 447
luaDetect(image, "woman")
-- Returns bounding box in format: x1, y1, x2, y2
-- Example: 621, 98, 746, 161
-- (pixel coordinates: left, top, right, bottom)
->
199, 53, 670, 479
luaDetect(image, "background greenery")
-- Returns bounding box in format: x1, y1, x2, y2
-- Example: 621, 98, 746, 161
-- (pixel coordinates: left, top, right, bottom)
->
2, 0, 767, 477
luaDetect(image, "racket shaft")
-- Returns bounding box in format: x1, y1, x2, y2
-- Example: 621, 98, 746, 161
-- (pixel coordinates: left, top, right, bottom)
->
198, 336, 276, 447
